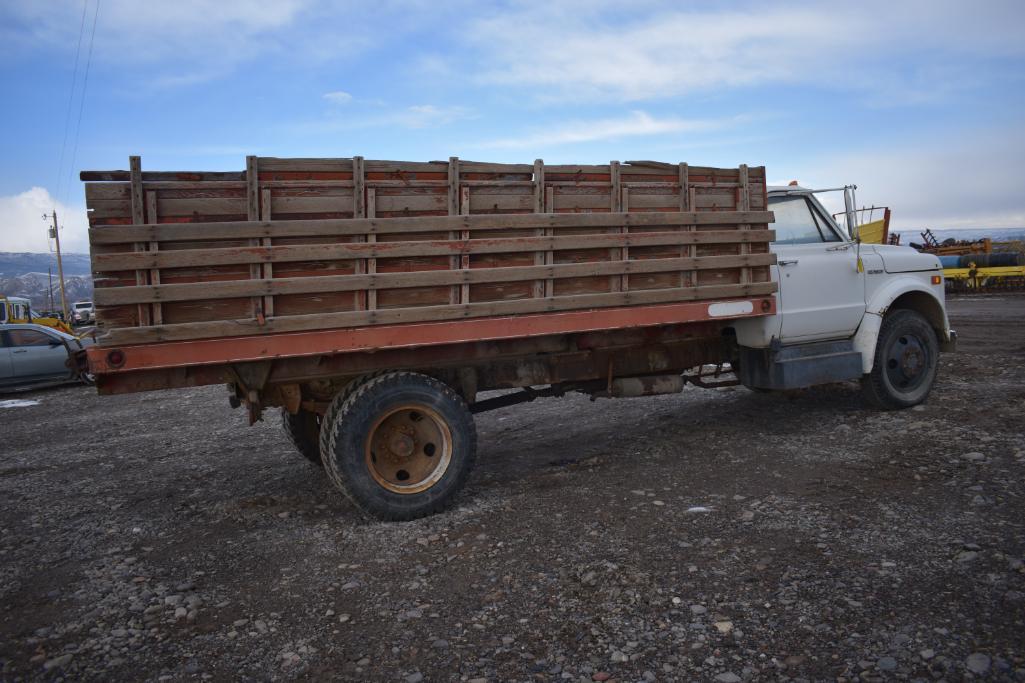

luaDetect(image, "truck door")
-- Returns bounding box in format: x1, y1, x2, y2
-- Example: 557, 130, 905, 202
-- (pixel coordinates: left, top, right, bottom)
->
770, 195, 866, 342
8, 328, 70, 380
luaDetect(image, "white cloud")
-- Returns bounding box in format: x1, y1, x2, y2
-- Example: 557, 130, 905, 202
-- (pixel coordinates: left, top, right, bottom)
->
323, 90, 353, 104
478, 111, 729, 148
293, 103, 473, 134
398, 105, 472, 129
0, 188, 90, 253
461, 0, 1025, 102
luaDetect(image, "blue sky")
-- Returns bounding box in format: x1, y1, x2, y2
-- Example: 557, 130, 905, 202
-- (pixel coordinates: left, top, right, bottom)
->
1, 0, 1024, 252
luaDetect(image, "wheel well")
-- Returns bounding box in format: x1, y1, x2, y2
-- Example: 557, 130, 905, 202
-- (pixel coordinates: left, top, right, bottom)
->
887, 291, 945, 339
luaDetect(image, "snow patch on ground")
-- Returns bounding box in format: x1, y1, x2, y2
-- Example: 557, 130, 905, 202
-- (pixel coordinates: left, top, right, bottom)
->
0, 399, 40, 409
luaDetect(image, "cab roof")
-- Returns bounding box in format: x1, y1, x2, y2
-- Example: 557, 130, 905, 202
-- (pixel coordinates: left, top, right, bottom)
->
768, 185, 812, 194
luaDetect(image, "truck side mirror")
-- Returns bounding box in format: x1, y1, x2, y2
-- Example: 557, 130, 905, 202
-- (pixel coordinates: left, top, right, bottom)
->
844, 186, 859, 242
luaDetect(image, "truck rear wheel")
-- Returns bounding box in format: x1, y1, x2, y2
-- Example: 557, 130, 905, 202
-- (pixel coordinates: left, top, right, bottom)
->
281, 409, 322, 466
322, 372, 477, 521
861, 309, 939, 410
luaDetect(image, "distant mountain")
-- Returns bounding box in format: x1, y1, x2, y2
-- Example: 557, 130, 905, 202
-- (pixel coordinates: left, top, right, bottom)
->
0, 252, 93, 310
0, 252, 92, 278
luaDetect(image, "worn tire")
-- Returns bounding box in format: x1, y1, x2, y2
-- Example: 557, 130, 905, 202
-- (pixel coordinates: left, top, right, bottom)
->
281, 409, 322, 466
322, 371, 477, 521
316, 371, 389, 465
861, 309, 939, 410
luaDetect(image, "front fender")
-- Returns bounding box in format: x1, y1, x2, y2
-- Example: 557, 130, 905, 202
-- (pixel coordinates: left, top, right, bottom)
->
852, 277, 951, 373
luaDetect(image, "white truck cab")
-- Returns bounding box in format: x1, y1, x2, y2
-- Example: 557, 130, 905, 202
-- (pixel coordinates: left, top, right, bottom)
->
732, 185, 955, 408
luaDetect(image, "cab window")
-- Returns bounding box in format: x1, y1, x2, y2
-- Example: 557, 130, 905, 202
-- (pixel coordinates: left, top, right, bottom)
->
770, 196, 841, 245
8, 329, 56, 347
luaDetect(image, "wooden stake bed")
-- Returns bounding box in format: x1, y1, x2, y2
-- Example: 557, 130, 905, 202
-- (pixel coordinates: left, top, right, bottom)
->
82, 156, 776, 371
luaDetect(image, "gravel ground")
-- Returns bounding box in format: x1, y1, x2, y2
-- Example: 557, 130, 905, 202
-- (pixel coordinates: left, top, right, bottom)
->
1, 295, 1023, 682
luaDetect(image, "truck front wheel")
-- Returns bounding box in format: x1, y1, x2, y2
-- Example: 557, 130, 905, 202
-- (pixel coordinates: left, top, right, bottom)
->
322, 372, 477, 521
861, 309, 939, 410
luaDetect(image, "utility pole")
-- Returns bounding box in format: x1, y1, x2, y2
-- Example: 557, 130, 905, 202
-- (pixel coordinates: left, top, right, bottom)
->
48, 266, 54, 312
46, 210, 70, 322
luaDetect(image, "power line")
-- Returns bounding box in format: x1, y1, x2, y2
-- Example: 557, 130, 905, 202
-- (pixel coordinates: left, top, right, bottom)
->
64, 0, 100, 208
55, 0, 89, 205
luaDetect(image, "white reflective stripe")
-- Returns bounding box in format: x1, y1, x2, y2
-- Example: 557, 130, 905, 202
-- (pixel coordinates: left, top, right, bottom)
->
708, 300, 755, 317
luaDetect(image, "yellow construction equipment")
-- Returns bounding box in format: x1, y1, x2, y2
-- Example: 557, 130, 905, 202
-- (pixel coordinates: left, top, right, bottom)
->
943, 265, 1025, 292
833, 206, 892, 244
0, 295, 76, 335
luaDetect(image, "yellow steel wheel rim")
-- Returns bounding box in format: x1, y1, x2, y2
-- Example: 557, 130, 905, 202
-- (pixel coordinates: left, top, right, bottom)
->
364, 404, 452, 494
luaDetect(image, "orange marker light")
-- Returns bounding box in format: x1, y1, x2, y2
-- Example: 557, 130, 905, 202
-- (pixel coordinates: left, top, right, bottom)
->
931, 275, 942, 285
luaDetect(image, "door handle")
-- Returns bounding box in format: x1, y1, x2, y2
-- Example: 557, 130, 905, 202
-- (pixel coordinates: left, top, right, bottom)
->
778, 259, 799, 266
826, 244, 852, 252
12, 349, 27, 354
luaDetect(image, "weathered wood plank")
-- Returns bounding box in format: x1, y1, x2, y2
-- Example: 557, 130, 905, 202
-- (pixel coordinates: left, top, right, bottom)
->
258, 157, 353, 172
81, 170, 245, 182
679, 163, 691, 287
353, 156, 366, 311
365, 160, 448, 173
465, 192, 534, 212
738, 164, 751, 286
101, 281, 778, 345
366, 188, 378, 310
444, 160, 534, 174
447, 157, 461, 304
246, 156, 263, 319
88, 210, 774, 244
92, 229, 776, 272
129, 158, 145, 225
459, 185, 471, 303
621, 185, 630, 292
260, 188, 275, 317
544, 186, 555, 297
83, 161, 744, 184
373, 192, 448, 213
129, 157, 150, 326
352, 156, 365, 219
144, 190, 162, 325
610, 160, 624, 293
94, 253, 777, 305
532, 159, 545, 299
270, 195, 356, 215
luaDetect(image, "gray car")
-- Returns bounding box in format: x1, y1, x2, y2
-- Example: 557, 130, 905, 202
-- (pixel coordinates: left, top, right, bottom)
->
0, 323, 94, 389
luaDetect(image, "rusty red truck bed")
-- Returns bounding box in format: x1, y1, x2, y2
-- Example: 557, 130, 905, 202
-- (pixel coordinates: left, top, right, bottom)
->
82, 156, 776, 393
